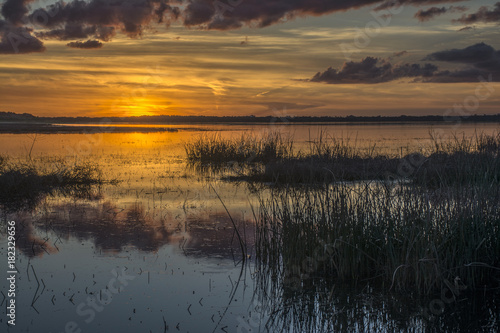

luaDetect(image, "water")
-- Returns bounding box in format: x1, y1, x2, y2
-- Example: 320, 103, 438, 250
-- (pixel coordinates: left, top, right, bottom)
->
1, 122, 499, 332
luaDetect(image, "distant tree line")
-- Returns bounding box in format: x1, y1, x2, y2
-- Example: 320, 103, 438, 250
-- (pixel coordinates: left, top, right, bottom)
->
1, 111, 500, 124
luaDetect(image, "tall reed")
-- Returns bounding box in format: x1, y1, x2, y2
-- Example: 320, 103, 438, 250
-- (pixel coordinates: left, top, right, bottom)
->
185, 131, 500, 186
256, 181, 500, 294
184, 132, 294, 164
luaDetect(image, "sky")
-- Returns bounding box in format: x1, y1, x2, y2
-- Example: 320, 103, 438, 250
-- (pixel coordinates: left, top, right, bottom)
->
0, 0, 499, 117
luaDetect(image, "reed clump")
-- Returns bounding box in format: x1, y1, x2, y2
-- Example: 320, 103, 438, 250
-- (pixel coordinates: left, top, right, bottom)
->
256, 182, 500, 295
185, 132, 294, 164
413, 132, 500, 187
185, 131, 500, 186
0, 159, 103, 211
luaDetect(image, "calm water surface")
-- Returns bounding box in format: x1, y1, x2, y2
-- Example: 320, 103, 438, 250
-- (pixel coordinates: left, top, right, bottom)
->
1, 123, 499, 332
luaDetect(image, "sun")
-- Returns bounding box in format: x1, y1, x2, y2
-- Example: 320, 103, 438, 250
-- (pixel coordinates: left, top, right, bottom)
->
122, 105, 156, 117
100, 96, 168, 117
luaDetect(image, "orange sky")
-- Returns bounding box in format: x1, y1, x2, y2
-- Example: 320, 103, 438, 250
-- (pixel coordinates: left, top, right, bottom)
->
0, 0, 499, 117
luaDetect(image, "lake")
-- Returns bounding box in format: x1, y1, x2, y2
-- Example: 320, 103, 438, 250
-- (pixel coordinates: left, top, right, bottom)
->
1, 122, 499, 332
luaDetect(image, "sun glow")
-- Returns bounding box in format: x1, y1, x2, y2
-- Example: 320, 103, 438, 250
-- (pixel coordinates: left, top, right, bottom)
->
100, 96, 170, 117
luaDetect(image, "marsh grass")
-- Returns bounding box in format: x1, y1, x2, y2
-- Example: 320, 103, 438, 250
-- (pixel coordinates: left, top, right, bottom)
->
187, 131, 500, 295
256, 182, 500, 295
185, 132, 294, 164
414, 131, 500, 187
185, 131, 500, 186
0, 158, 104, 211
255, 181, 500, 332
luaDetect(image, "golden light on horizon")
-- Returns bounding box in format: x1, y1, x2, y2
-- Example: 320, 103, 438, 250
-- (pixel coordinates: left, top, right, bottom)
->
97, 96, 172, 117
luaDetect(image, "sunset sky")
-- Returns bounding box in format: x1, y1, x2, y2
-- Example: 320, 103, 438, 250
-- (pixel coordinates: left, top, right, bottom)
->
0, 0, 499, 117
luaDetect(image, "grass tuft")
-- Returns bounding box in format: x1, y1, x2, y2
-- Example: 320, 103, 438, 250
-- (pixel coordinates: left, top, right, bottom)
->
0, 159, 104, 211
185, 132, 294, 164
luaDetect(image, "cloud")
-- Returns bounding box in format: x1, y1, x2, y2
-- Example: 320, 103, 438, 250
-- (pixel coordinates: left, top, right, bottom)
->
425, 42, 500, 74
67, 39, 103, 49
423, 68, 487, 83
310, 43, 500, 84
24, 0, 477, 37
425, 42, 496, 63
0, 0, 487, 54
414, 5, 467, 22
310, 57, 438, 84
0, 20, 45, 54
1, 0, 35, 25
182, 0, 468, 30
415, 7, 447, 21
29, 0, 179, 41
36, 24, 116, 41
394, 50, 408, 57
453, 2, 500, 24
375, 0, 466, 11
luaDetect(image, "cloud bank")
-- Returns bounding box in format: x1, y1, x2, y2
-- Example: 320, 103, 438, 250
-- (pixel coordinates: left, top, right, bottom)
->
311, 57, 438, 84
0, 0, 482, 54
454, 2, 500, 24
311, 43, 500, 84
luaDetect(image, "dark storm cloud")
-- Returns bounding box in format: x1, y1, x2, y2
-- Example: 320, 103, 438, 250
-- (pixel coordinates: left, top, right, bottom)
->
0, 19, 45, 54
310, 57, 438, 84
425, 42, 496, 63
414, 6, 467, 22
311, 43, 500, 84
426, 42, 500, 73
2, 0, 478, 36
453, 2, 500, 24
182, 0, 466, 30
29, 0, 179, 40
67, 39, 103, 49
1, 0, 35, 25
0, 0, 481, 54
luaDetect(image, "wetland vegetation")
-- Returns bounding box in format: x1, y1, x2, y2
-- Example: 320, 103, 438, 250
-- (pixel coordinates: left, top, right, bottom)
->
0, 156, 104, 211
186, 131, 500, 315
1, 125, 499, 332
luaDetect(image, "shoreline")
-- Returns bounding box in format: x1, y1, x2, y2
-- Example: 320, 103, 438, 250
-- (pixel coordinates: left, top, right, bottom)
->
0, 123, 181, 134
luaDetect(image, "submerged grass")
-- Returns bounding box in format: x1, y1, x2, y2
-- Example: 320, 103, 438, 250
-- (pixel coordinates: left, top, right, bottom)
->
0, 158, 104, 211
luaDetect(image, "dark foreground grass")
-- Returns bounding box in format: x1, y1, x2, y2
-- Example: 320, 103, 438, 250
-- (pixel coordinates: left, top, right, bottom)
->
0, 157, 104, 211
254, 180, 500, 332
185, 131, 500, 295
199, 132, 500, 298
256, 182, 500, 295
